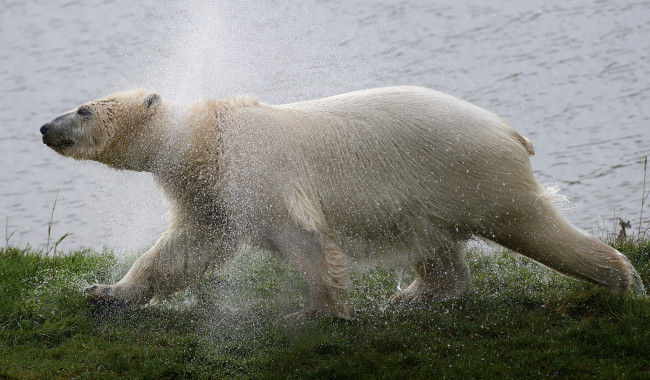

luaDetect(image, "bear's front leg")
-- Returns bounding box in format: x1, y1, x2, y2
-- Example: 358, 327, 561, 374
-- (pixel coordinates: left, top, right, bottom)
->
272, 225, 352, 320
84, 224, 226, 306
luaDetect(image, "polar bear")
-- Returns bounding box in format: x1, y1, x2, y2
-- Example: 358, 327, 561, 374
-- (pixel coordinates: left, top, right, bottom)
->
40, 86, 645, 318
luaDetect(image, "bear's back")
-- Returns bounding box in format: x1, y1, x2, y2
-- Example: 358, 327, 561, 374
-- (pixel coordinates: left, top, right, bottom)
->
219, 86, 540, 235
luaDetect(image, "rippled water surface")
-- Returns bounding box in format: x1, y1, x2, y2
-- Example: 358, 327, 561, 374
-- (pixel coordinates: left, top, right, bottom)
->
1, 0, 649, 252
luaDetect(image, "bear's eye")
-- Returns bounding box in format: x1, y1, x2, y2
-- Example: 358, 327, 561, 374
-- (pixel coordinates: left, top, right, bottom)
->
77, 106, 92, 117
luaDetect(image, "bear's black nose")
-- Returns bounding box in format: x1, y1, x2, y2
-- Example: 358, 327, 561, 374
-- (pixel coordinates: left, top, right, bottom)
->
40, 123, 50, 135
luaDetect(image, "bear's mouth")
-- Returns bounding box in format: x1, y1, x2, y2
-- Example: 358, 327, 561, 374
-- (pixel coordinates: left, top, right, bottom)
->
44, 138, 75, 149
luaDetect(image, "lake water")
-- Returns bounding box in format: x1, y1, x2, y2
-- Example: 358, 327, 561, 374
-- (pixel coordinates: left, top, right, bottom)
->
1, 0, 649, 253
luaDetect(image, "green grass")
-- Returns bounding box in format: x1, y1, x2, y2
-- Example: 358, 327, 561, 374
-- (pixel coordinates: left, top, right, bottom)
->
0, 242, 648, 379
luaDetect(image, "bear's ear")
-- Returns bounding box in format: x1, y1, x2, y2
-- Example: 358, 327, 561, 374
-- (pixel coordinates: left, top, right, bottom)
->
144, 93, 161, 109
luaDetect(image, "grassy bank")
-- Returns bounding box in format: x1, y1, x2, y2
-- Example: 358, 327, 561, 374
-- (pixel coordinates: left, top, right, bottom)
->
0, 242, 648, 379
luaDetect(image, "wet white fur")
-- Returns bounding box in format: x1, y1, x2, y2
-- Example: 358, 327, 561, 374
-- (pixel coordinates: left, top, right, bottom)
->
72, 86, 644, 317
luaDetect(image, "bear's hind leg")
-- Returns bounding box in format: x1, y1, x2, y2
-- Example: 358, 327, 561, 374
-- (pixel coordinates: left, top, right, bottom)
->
388, 242, 470, 304
483, 196, 645, 295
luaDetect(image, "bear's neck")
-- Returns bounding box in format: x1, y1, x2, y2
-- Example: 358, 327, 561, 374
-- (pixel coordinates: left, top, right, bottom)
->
150, 101, 226, 225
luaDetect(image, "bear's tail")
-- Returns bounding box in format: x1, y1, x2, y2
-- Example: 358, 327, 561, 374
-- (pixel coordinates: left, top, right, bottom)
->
509, 128, 536, 156
484, 194, 645, 296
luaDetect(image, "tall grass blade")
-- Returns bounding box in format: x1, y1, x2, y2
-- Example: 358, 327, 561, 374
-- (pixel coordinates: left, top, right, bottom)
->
640, 156, 648, 240
46, 193, 59, 256
5, 215, 16, 248
52, 233, 73, 257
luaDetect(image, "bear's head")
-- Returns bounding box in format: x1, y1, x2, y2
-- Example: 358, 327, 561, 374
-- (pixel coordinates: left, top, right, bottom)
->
40, 89, 162, 170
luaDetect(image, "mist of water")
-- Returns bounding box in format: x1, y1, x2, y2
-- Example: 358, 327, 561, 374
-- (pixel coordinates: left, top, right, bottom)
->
1, 1, 648, 281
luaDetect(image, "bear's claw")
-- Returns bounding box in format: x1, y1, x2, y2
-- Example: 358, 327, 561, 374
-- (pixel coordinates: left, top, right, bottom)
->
83, 284, 126, 306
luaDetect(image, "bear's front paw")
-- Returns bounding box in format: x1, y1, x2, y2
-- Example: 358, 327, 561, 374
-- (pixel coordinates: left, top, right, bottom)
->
83, 284, 127, 306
